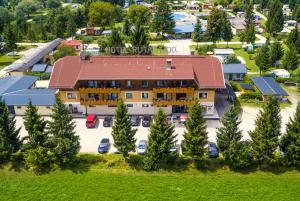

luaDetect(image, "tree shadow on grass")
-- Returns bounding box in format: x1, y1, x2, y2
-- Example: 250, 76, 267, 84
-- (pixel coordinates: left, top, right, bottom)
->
63, 154, 107, 174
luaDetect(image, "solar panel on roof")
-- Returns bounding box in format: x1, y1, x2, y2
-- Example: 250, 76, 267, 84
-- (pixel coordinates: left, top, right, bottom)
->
251, 77, 288, 96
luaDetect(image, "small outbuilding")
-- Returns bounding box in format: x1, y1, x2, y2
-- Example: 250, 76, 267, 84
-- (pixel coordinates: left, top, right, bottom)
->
270, 69, 290, 79
251, 76, 289, 101
222, 64, 247, 81
240, 83, 255, 93
173, 24, 195, 39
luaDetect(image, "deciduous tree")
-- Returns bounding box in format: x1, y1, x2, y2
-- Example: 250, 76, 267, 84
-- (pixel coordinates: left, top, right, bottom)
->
88, 2, 116, 29
152, 0, 175, 36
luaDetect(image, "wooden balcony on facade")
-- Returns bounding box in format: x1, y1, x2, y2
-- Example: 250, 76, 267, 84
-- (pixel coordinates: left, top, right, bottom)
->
153, 99, 193, 106
80, 99, 119, 106
79, 88, 121, 94
152, 87, 194, 94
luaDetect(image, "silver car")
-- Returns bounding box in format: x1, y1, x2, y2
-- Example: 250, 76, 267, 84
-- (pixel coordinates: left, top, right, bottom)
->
137, 140, 147, 155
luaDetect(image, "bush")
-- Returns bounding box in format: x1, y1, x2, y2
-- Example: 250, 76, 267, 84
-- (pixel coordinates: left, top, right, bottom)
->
229, 81, 242, 91
275, 77, 294, 83
157, 44, 165, 49
224, 141, 253, 169
196, 45, 213, 55
239, 91, 262, 101
24, 146, 53, 174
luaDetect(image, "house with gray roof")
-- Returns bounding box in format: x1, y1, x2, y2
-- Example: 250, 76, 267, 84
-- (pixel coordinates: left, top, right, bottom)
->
222, 64, 247, 81
0, 75, 57, 115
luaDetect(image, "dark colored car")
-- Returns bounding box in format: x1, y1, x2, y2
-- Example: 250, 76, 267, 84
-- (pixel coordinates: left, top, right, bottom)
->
130, 116, 140, 127
98, 138, 110, 154
86, 114, 98, 128
142, 115, 151, 127
208, 142, 219, 158
103, 116, 113, 127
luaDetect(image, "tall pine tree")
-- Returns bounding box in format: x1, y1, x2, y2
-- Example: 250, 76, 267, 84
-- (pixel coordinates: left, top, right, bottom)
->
152, 0, 175, 36
0, 100, 21, 162
108, 29, 125, 55
183, 101, 208, 160
144, 108, 177, 170
131, 23, 151, 55
243, 5, 256, 44
249, 97, 281, 165
280, 102, 300, 166
282, 46, 299, 72
112, 100, 136, 159
221, 11, 233, 47
23, 101, 47, 150
266, 0, 284, 35
206, 7, 223, 44
192, 18, 203, 42
255, 42, 270, 75
47, 97, 80, 166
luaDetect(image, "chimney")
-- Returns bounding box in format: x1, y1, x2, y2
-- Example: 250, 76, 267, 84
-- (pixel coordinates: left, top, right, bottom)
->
165, 59, 172, 70
80, 51, 89, 60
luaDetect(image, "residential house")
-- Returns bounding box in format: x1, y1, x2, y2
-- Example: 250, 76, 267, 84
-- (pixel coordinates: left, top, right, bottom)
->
222, 64, 247, 81
62, 40, 82, 51
49, 56, 225, 116
229, 17, 246, 34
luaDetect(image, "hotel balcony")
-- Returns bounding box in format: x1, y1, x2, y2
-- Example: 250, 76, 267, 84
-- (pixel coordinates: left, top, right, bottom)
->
153, 98, 193, 106
79, 88, 121, 94
80, 98, 119, 106
152, 87, 194, 94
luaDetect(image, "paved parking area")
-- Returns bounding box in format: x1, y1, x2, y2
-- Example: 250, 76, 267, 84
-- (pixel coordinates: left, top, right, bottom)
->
15, 116, 220, 154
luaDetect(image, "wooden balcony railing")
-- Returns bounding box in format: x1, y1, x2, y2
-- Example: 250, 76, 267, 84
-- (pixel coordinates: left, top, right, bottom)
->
80, 99, 119, 106
152, 87, 194, 94
79, 88, 121, 94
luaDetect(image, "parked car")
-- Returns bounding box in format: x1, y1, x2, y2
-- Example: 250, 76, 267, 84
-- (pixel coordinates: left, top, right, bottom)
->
103, 116, 113, 127
208, 142, 219, 158
142, 115, 151, 127
137, 140, 147, 155
86, 114, 98, 128
130, 116, 141, 127
98, 138, 110, 154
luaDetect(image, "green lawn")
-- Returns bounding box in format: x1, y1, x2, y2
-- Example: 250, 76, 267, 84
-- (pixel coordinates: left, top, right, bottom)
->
0, 55, 21, 70
234, 49, 259, 72
1, 154, 300, 201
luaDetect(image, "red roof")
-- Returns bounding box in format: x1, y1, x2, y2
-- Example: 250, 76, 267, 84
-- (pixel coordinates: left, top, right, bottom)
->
49, 56, 225, 89
62, 40, 82, 47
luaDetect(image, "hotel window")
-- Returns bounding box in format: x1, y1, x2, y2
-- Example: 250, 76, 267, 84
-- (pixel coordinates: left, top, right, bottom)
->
141, 92, 149, 99
126, 80, 132, 87
125, 92, 133, 99
199, 92, 208, 99
142, 104, 149, 107
87, 81, 97, 88
141, 80, 149, 87
126, 104, 133, 107
67, 92, 76, 99
156, 80, 164, 87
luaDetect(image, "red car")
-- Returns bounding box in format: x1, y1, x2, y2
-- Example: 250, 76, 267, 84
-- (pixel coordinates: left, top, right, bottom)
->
86, 114, 98, 128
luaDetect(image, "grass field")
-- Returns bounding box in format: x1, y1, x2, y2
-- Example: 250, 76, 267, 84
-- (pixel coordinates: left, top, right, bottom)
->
1, 154, 300, 201
0, 55, 21, 70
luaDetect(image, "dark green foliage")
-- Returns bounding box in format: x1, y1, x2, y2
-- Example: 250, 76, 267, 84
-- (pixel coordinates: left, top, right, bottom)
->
239, 92, 263, 101
4, 23, 17, 50
24, 145, 53, 173
282, 46, 299, 72
255, 43, 270, 75
293, 5, 300, 22
107, 29, 125, 55
130, 23, 151, 55
183, 101, 208, 160
217, 104, 242, 152
192, 18, 203, 42
0, 100, 21, 162
266, 0, 284, 34
269, 42, 284, 65
152, 0, 175, 35
289, 0, 299, 10
66, 13, 77, 37
280, 102, 300, 166
286, 26, 300, 53
249, 97, 281, 165
122, 18, 131, 36
112, 100, 136, 158
23, 101, 47, 150
224, 55, 241, 64
47, 97, 80, 166
243, 5, 256, 44
206, 7, 223, 43
144, 108, 177, 170
221, 14, 233, 46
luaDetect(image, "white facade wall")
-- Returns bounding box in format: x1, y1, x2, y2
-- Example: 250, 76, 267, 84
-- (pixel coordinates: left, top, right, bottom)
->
14, 106, 53, 116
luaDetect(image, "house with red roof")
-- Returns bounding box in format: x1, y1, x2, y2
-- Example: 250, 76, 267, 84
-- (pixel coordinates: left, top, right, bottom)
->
49, 56, 225, 116
62, 40, 82, 51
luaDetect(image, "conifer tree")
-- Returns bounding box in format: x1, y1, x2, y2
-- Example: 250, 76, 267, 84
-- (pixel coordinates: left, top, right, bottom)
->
192, 18, 203, 42
0, 100, 21, 162
206, 7, 223, 44
243, 5, 256, 44
282, 46, 299, 72
249, 97, 281, 165
255, 42, 270, 75
269, 42, 284, 65
47, 97, 80, 166
280, 102, 300, 166
266, 0, 284, 35
123, 18, 131, 36
144, 108, 177, 170
152, 0, 175, 36
66, 13, 77, 38
217, 104, 242, 153
4, 23, 17, 50
286, 26, 300, 53
23, 101, 47, 150
183, 101, 208, 160
131, 23, 151, 55
108, 29, 125, 55
222, 15, 233, 47
112, 100, 136, 159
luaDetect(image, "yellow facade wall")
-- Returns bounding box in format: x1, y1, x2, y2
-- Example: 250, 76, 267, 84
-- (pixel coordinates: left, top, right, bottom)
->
58, 90, 81, 102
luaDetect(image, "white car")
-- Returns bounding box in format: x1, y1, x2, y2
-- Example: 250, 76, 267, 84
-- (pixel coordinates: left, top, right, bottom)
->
137, 140, 147, 155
